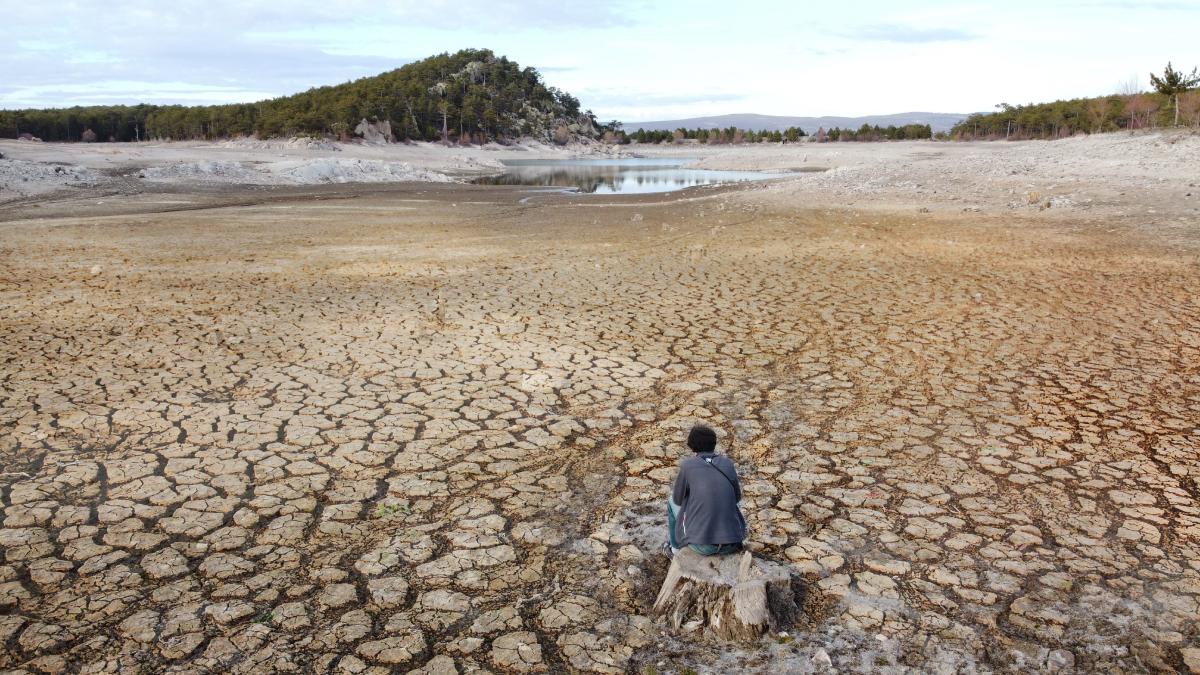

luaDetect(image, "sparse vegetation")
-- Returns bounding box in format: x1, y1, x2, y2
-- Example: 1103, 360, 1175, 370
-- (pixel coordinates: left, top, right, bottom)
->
374, 502, 411, 519
951, 62, 1199, 139
630, 122, 932, 144
1179, 90, 1200, 127
375, 503, 400, 519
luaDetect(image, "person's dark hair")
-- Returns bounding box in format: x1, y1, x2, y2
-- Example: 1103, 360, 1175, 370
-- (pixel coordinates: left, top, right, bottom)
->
687, 424, 717, 453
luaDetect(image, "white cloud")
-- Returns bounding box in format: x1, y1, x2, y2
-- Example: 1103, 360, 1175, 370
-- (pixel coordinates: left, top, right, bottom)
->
1, 0, 1196, 119
841, 24, 980, 43
0, 81, 279, 108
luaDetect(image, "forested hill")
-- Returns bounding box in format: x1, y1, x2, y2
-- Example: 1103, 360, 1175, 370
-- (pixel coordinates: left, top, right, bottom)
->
0, 49, 597, 143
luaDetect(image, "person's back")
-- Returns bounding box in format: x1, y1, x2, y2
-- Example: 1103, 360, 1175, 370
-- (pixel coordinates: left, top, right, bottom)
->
667, 425, 746, 556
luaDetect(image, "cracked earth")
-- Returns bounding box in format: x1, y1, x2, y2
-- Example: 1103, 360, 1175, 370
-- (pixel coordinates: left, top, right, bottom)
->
1, 178, 1198, 674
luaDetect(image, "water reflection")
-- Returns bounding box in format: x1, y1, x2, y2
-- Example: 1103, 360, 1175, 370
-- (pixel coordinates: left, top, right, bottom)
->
473, 158, 784, 194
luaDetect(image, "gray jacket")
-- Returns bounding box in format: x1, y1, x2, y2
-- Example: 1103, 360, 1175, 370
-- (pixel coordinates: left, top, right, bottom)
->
671, 452, 747, 546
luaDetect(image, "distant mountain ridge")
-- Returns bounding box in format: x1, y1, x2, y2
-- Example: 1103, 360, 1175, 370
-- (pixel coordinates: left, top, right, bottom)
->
626, 112, 970, 133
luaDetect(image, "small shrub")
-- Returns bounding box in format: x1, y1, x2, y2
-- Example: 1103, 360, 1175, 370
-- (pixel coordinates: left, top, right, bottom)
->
374, 502, 412, 519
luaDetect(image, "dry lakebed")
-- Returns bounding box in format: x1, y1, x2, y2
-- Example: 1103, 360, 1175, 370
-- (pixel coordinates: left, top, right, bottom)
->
1, 133, 1198, 673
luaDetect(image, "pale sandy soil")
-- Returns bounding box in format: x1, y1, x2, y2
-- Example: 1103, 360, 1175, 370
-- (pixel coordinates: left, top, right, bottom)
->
5, 131, 1198, 224
638, 131, 1200, 220
0, 136, 1198, 674
0, 137, 621, 198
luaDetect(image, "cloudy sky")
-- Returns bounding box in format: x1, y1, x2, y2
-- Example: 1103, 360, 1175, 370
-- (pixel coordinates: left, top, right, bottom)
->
2, 0, 1197, 121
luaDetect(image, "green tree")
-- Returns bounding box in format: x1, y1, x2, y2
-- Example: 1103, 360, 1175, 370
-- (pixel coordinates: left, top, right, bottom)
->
1150, 62, 1200, 126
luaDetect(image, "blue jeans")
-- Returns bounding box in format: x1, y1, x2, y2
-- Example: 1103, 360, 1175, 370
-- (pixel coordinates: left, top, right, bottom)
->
667, 499, 744, 556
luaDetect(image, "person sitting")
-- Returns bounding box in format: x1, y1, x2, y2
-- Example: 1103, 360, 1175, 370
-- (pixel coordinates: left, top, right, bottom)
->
666, 424, 747, 557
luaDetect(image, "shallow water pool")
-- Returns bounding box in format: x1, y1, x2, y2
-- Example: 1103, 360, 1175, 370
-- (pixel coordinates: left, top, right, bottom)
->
472, 158, 786, 194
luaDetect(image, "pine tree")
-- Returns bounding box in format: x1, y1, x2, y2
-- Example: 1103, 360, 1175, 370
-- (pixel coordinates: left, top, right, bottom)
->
1150, 62, 1200, 126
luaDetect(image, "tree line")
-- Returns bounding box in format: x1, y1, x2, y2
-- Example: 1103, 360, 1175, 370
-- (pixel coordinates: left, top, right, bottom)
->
816, 123, 933, 142
629, 122, 932, 144
628, 126, 807, 144
0, 49, 599, 144
951, 62, 1200, 140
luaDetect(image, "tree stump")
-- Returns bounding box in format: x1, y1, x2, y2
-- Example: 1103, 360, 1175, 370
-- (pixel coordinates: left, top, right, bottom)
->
652, 548, 801, 642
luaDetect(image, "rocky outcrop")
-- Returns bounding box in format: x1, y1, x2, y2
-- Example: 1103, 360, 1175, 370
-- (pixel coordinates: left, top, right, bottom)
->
354, 118, 394, 144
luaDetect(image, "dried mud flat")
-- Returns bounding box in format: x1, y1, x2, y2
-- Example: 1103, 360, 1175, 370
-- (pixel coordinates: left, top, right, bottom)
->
1, 158, 1199, 675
